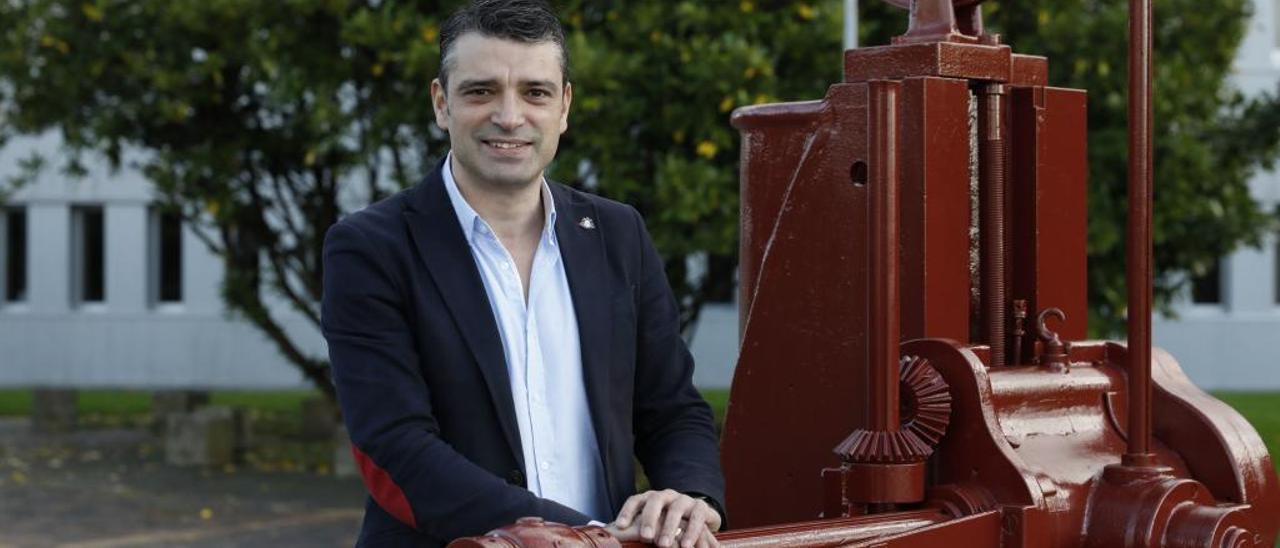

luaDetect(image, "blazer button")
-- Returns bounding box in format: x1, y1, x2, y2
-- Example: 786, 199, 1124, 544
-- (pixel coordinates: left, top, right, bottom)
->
507, 469, 525, 486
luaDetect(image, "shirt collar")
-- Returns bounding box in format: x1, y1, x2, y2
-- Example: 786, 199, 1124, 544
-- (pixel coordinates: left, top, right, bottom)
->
441, 152, 558, 246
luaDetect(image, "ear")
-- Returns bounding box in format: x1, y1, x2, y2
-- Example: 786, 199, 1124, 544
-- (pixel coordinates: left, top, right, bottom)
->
431, 78, 450, 132
559, 81, 573, 134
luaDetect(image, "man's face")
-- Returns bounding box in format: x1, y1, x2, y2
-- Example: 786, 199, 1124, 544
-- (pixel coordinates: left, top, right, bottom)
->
431, 33, 571, 192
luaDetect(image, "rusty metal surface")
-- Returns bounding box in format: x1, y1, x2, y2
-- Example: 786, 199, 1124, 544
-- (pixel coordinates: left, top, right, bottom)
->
720, 0, 1279, 542
1008, 86, 1088, 350
1010, 54, 1050, 86
898, 77, 971, 342
977, 82, 1009, 367
1149, 345, 1280, 539
882, 0, 984, 44
447, 518, 621, 548
827, 80, 938, 510
845, 42, 1013, 83
724, 82, 871, 527
866, 80, 903, 435
1125, 0, 1157, 469
713, 509, 952, 547
846, 43, 1049, 86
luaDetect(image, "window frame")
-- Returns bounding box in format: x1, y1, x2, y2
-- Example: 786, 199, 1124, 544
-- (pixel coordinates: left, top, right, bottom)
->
149, 206, 184, 308
70, 204, 107, 309
1189, 257, 1225, 308
1274, 204, 1280, 306
4, 206, 28, 305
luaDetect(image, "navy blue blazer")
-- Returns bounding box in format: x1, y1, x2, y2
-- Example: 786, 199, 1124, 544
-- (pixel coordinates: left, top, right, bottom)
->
321, 163, 725, 546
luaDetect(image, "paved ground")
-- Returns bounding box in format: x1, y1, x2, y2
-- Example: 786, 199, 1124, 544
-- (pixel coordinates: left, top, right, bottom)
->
0, 418, 367, 547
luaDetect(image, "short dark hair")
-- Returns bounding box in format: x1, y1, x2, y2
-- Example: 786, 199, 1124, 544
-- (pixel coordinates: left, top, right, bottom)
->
438, 0, 568, 89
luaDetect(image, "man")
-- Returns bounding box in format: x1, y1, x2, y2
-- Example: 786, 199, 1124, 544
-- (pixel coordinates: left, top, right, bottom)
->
321, 1, 726, 546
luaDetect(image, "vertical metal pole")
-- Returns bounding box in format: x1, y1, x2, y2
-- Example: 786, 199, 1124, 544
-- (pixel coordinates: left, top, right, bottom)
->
868, 80, 901, 432
844, 0, 859, 50
978, 83, 1008, 368
1124, 0, 1155, 466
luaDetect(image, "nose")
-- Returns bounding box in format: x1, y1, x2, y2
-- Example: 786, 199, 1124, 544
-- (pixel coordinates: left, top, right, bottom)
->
491, 90, 525, 132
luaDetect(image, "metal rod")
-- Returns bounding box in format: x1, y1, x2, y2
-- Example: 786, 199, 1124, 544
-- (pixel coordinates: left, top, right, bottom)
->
868, 80, 901, 432
1012, 299, 1028, 365
978, 83, 1008, 368
715, 509, 955, 547
1124, 0, 1155, 466
844, 0, 859, 50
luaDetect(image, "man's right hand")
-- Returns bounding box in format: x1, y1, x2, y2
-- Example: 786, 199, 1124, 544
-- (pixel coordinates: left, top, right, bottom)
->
604, 489, 721, 548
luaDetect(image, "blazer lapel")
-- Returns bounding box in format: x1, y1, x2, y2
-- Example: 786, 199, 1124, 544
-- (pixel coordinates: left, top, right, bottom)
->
551, 184, 616, 503
402, 166, 524, 470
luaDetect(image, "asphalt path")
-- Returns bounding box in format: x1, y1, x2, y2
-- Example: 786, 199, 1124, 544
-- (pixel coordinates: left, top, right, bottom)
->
0, 418, 366, 547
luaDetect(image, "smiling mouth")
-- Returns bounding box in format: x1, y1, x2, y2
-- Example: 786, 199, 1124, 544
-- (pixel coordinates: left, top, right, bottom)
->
483, 140, 531, 150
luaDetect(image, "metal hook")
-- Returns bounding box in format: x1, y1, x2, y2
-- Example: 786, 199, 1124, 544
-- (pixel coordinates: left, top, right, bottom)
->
1036, 308, 1065, 342
1036, 308, 1070, 372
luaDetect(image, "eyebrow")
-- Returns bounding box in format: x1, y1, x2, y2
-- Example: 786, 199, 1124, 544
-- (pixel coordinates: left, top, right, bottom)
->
454, 78, 561, 92
521, 79, 559, 90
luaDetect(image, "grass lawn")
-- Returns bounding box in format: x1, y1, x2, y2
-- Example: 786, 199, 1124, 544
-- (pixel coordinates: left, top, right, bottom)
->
701, 388, 730, 429
1, 387, 1276, 477
0, 389, 320, 418
1212, 392, 1280, 469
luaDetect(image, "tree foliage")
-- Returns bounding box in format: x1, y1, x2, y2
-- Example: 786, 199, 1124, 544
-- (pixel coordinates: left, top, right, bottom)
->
0, 0, 846, 396
1, 0, 454, 398
0, 0, 1276, 399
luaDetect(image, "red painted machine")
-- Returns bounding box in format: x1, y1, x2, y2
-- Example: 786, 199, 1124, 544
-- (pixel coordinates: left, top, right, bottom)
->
453, 0, 1280, 545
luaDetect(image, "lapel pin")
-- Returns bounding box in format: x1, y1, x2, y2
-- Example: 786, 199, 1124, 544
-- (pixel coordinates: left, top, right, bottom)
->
578, 217, 596, 230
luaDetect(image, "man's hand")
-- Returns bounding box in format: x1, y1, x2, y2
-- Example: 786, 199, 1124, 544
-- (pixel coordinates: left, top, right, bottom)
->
605, 489, 721, 548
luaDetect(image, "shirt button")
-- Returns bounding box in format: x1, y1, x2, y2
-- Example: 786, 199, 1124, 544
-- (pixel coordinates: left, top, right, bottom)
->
540, 461, 550, 471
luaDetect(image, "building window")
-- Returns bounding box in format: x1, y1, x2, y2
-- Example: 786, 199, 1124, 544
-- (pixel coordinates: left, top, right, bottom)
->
1190, 259, 1222, 305
4, 208, 26, 302
151, 208, 183, 304
72, 206, 105, 305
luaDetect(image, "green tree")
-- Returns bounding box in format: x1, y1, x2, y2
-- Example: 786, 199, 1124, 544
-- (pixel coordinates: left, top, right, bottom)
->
2, 0, 1276, 401
553, 0, 846, 328
0, 0, 846, 397
1, 0, 453, 399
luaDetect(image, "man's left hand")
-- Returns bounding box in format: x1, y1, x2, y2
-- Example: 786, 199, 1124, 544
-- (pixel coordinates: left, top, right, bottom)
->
606, 489, 721, 548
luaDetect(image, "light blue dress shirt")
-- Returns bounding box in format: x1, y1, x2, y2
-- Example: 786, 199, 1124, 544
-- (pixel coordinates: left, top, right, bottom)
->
442, 155, 610, 521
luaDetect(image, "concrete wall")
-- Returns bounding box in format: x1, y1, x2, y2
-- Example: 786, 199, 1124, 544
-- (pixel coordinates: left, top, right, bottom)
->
0, 132, 323, 389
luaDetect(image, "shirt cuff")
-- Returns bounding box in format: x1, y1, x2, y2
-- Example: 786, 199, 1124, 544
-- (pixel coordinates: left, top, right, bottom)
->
682, 491, 728, 530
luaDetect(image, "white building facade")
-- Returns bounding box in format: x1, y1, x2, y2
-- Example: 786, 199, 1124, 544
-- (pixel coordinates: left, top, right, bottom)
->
1, 2, 1278, 390
0, 133, 324, 389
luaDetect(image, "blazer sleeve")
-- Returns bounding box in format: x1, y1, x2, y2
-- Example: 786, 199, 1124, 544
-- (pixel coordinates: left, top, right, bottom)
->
624, 206, 728, 523
321, 220, 590, 543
